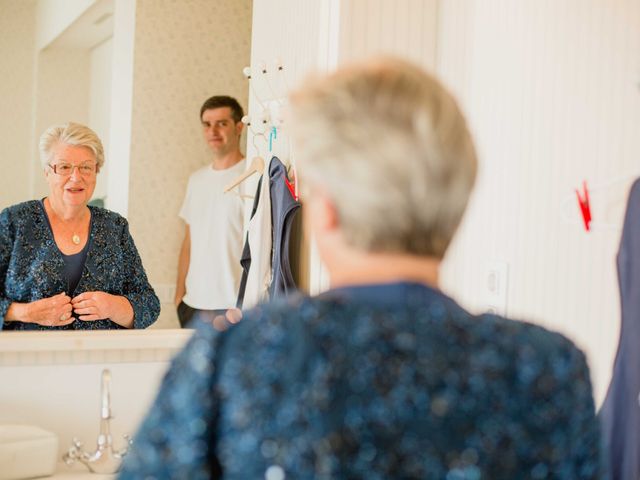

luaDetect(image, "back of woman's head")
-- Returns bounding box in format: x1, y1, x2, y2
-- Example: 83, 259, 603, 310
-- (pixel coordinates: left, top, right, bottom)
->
290, 57, 477, 259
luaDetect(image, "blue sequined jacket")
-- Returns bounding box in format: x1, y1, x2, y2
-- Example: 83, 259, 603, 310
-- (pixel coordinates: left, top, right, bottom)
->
120, 282, 604, 479
0, 200, 160, 330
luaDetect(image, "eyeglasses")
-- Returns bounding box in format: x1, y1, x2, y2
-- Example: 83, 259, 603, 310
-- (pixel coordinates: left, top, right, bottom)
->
48, 162, 97, 177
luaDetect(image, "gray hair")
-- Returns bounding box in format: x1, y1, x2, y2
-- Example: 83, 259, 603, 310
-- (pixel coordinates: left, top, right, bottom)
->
289, 57, 477, 259
39, 122, 105, 171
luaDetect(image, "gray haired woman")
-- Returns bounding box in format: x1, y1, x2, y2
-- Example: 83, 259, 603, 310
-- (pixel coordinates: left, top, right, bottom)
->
121, 58, 603, 478
0, 122, 159, 330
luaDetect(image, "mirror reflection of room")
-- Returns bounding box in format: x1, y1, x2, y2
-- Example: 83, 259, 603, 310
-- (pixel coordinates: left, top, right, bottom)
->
0, 0, 254, 330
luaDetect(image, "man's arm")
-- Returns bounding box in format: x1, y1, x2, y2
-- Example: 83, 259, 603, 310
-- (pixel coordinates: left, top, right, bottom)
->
175, 225, 190, 306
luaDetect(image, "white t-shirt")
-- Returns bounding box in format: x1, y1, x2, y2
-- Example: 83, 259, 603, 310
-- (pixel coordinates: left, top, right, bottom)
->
243, 171, 272, 309
179, 160, 246, 310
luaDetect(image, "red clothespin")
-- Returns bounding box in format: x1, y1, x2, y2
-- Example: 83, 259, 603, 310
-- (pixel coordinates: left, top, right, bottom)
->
575, 181, 592, 232
284, 176, 297, 200
284, 164, 299, 201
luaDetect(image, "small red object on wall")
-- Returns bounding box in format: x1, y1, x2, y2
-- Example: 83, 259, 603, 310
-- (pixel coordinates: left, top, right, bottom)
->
575, 181, 592, 232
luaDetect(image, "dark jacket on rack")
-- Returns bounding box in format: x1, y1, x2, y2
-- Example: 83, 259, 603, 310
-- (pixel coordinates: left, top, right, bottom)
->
268, 156, 300, 298
600, 178, 640, 479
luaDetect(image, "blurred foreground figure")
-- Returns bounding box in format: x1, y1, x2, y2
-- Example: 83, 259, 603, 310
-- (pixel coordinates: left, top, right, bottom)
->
120, 58, 604, 479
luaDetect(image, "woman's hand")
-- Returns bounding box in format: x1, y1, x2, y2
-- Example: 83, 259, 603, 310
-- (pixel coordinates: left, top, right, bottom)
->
6, 292, 74, 326
71, 291, 135, 328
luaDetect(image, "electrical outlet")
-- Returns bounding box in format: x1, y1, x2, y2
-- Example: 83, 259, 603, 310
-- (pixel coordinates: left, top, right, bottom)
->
486, 261, 509, 316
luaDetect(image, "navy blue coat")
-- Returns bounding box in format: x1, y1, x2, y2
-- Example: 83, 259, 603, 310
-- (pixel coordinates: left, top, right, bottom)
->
599, 178, 640, 479
0, 200, 160, 330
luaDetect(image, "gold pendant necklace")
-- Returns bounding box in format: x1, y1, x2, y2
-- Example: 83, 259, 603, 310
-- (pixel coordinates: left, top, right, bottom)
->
72, 234, 81, 245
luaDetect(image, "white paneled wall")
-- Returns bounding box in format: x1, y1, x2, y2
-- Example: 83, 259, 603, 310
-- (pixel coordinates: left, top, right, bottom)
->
338, 0, 438, 68
246, 0, 341, 165
248, 0, 343, 293
437, 0, 640, 405
251, 0, 639, 405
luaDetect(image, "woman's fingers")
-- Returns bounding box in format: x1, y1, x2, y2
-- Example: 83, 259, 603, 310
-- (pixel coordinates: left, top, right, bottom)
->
53, 293, 72, 305
58, 315, 75, 326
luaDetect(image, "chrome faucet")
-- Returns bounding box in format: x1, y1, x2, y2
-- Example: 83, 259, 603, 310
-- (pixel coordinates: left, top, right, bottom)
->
63, 369, 132, 474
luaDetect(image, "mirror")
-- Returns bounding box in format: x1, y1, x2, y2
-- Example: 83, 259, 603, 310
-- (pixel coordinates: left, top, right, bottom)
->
0, 0, 254, 330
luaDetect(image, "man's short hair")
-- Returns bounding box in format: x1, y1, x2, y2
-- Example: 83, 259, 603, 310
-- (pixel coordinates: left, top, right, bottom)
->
200, 96, 244, 123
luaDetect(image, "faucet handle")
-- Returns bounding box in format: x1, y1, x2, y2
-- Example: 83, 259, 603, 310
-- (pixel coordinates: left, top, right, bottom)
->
62, 437, 84, 466
115, 434, 133, 458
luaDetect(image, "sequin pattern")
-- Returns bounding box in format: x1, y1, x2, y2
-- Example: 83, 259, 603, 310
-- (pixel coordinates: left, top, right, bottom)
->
0, 200, 160, 330
120, 283, 604, 479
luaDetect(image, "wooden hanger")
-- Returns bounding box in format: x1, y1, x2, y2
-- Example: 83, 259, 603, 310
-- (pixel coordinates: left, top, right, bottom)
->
223, 156, 265, 193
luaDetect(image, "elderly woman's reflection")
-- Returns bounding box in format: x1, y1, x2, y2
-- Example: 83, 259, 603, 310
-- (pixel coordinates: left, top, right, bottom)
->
0, 122, 159, 330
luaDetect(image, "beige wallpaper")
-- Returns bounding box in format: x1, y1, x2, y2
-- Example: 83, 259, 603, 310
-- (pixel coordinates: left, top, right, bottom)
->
127, 0, 253, 327
0, 0, 37, 209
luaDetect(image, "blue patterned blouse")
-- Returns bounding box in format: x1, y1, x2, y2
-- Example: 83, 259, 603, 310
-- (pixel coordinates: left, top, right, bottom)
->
120, 282, 604, 479
0, 200, 160, 330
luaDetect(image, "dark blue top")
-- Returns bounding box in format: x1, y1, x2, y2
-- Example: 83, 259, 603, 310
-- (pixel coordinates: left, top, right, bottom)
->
120, 282, 604, 479
61, 248, 89, 298
39, 200, 91, 296
0, 200, 160, 330
599, 178, 640, 479
268, 156, 300, 298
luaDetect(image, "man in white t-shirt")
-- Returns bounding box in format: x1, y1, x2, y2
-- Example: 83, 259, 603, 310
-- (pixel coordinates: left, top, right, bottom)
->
175, 96, 246, 327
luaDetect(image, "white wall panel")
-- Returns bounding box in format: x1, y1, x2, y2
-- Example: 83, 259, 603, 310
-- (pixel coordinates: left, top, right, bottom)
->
248, 0, 343, 293
338, 0, 438, 68
438, 0, 640, 405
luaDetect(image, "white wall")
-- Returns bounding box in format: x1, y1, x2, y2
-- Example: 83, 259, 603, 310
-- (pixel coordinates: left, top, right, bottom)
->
436, 0, 640, 405
35, 0, 97, 50
105, 0, 135, 217
338, 0, 438, 66
88, 37, 113, 201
